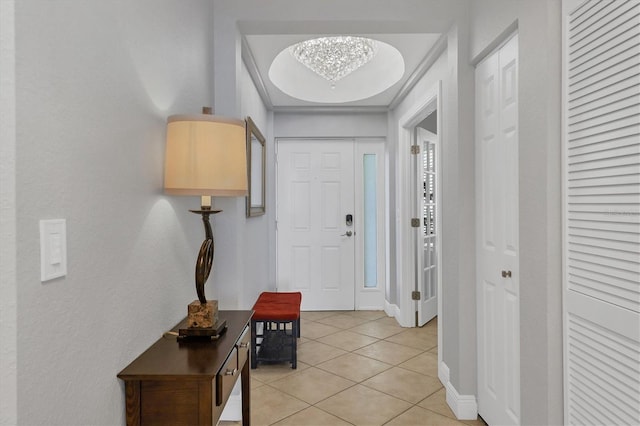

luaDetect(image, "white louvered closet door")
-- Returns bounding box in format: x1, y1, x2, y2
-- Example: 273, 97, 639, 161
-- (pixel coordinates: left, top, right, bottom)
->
563, 1, 640, 425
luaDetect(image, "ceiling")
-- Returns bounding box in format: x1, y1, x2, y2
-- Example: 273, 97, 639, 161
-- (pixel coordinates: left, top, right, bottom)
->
242, 32, 443, 112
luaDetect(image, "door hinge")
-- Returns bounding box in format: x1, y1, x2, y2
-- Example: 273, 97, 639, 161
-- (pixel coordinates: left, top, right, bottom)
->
415, 311, 419, 327
412, 291, 421, 300
411, 145, 420, 155
411, 218, 420, 228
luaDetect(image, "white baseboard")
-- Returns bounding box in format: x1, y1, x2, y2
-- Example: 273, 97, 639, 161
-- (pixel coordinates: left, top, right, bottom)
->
384, 300, 399, 318
440, 361, 478, 421
384, 300, 414, 327
439, 357, 450, 385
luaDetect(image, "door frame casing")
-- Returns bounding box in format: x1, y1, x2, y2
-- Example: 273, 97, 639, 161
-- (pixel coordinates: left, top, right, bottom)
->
396, 80, 443, 368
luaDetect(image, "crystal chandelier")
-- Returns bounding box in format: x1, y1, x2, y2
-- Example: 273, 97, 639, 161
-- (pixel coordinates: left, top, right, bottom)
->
290, 36, 378, 85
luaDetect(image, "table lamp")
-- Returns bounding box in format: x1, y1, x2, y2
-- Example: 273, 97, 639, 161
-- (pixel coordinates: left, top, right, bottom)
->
164, 107, 247, 338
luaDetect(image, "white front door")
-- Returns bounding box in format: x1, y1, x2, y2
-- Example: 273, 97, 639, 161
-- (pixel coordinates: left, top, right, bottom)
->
416, 127, 438, 326
476, 34, 520, 425
276, 139, 355, 310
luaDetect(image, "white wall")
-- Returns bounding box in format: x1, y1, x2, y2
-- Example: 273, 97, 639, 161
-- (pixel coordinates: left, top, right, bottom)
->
0, 0, 17, 424
14, 1, 216, 424
275, 112, 387, 139
469, 1, 563, 424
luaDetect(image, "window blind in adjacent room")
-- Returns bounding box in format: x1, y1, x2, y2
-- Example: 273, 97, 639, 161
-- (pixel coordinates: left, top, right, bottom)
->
564, 0, 640, 425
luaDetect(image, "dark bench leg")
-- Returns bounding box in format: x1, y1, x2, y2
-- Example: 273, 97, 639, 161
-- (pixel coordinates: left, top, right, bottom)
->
291, 319, 298, 369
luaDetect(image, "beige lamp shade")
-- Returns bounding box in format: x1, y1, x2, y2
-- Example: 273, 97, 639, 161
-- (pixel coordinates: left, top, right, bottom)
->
164, 114, 248, 197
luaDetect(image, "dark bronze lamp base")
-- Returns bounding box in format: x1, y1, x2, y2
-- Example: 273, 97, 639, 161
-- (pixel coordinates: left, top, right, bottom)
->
178, 319, 227, 340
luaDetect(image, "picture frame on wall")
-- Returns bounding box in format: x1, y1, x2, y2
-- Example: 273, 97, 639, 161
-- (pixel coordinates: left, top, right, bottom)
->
246, 116, 266, 217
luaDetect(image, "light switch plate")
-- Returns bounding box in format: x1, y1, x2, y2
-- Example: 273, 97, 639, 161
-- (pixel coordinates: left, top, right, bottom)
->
40, 219, 67, 281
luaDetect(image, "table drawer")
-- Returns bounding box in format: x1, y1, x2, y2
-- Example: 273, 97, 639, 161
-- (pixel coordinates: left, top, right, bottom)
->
216, 347, 238, 407
236, 325, 250, 367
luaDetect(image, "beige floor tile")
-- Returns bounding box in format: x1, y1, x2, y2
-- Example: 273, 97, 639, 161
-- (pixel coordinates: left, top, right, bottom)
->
251, 376, 265, 390
316, 313, 371, 329
344, 310, 388, 320
317, 330, 379, 351
316, 384, 412, 426
251, 361, 310, 384
298, 336, 311, 346
385, 328, 438, 351
373, 316, 404, 327
399, 351, 439, 378
250, 385, 309, 426
418, 388, 457, 419
422, 317, 438, 334
269, 367, 355, 404
300, 321, 342, 339
350, 321, 404, 339
355, 340, 423, 365
249, 314, 449, 426
316, 352, 392, 383
362, 367, 442, 404
297, 340, 348, 365
300, 311, 343, 321
385, 405, 463, 426
272, 406, 352, 426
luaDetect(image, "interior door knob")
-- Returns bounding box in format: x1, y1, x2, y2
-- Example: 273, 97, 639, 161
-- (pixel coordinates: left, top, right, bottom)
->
501, 270, 512, 278
341, 231, 353, 237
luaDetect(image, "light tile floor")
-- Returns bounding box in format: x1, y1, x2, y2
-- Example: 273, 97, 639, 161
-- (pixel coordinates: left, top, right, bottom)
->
227, 311, 487, 426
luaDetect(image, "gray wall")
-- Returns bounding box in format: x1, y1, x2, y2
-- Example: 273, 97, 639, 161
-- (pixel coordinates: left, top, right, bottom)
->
1, 1, 17, 424
239, 61, 274, 307
13, 1, 217, 424
390, 23, 477, 395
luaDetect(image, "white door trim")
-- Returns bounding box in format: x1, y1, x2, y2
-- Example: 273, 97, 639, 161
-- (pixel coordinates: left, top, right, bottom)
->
396, 80, 442, 353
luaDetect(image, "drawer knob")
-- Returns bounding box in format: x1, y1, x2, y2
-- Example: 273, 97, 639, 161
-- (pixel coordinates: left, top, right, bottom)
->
239, 342, 249, 348
225, 368, 238, 376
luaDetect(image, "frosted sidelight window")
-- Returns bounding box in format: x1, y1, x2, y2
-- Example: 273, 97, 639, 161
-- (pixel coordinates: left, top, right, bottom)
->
363, 154, 377, 288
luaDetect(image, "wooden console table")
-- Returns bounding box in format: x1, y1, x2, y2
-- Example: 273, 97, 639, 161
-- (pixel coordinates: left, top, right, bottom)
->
118, 310, 253, 426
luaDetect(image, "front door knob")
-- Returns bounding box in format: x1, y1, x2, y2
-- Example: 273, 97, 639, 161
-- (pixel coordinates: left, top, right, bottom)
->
341, 231, 353, 237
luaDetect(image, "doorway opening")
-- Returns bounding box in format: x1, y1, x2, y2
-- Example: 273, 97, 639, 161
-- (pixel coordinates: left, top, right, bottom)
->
396, 80, 443, 380
413, 118, 440, 327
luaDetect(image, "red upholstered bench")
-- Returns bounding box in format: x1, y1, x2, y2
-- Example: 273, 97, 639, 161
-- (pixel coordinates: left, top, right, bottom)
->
251, 292, 301, 369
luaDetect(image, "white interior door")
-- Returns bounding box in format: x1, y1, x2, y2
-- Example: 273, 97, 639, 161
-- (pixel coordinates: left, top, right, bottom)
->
476, 34, 520, 426
563, 1, 640, 424
276, 139, 355, 310
416, 127, 438, 326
